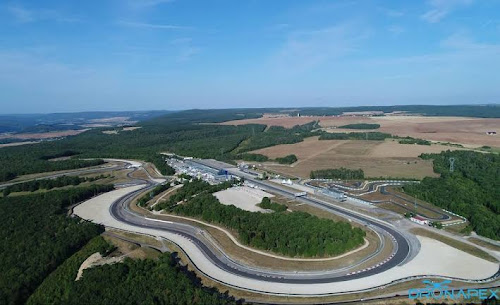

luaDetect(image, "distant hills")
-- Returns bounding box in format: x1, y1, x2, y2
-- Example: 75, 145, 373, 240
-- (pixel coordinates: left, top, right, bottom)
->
0, 110, 174, 133
1, 104, 499, 135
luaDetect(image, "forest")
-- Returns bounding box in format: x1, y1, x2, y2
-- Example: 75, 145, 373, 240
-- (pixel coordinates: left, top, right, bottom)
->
0, 185, 114, 305
235, 122, 320, 153
310, 168, 365, 180
147, 154, 176, 175
403, 150, 500, 240
1, 107, 497, 184
154, 179, 364, 257
338, 123, 380, 129
27, 237, 239, 305
153, 179, 234, 211
171, 193, 365, 257
0, 157, 104, 183
0, 124, 253, 182
2, 174, 108, 196
258, 197, 288, 212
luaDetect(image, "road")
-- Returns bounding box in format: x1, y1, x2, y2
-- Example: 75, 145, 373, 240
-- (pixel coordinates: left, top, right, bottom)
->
309, 180, 451, 220
107, 160, 414, 284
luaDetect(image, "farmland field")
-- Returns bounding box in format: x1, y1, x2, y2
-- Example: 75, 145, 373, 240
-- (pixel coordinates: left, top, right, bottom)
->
249, 137, 466, 179
221, 115, 500, 148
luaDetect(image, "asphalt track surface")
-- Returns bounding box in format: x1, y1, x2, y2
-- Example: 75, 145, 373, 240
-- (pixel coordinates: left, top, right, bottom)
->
313, 180, 450, 220
109, 162, 413, 284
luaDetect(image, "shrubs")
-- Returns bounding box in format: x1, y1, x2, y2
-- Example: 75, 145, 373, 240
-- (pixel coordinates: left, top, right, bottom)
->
398, 137, 431, 145
275, 154, 297, 164
258, 197, 287, 212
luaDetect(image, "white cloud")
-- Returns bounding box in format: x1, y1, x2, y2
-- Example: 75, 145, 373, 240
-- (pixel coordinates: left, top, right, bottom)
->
388, 25, 405, 36
117, 21, 192, 30
270, 23, 290, 31
7, 5, 80, 23
271, 24, 368, 73
170, 38, 199, 62
440, 31, 500, 51
421, 0, 474, 23
378, 7, 404, 18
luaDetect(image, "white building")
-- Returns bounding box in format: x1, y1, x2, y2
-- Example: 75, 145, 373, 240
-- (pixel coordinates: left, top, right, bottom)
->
410, 215, 430, 226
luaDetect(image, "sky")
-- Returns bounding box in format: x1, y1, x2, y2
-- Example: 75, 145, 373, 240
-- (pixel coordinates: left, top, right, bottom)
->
1, 0, 499, 114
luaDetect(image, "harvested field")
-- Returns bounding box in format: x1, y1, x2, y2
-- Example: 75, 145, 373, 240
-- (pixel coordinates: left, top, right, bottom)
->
0, 129, 89, 140
251, 137, 446, 179
0, 141, 38, 148
220, 114, 369, 128
122, 126, 142, 131
221, 115, 500, 148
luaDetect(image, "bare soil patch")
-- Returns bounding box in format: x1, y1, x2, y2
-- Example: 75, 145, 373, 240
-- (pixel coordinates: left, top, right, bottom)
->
410, 228, 497, 263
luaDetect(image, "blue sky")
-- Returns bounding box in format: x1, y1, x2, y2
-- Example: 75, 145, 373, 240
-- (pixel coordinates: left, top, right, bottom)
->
1, 0, 499, 113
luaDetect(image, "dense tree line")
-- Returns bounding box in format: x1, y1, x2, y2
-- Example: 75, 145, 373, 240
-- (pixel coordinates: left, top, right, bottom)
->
0, 185, 114, 305
237, 153, 269, 162
403, 150, 500, 240
397, 137, 431, 145
147, 154, 175, 175
275, 154, 298, 164
2, 174, 108, 196
39, 150, 79, 160
319, 132, 392, 141
30, 243, 240, 305
154, 179, 234, 211
237, 122, 319, 153
137, 184, 170, 207
310, 168, 365, 180
170, 193, 365, 257
258, 197, 287, 212
338, 123, 380, 129
293, 104, 500, 118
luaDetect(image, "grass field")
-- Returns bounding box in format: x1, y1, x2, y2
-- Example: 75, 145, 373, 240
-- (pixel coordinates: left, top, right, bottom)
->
250, 137, 452, 179
468, 237, 500, 252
